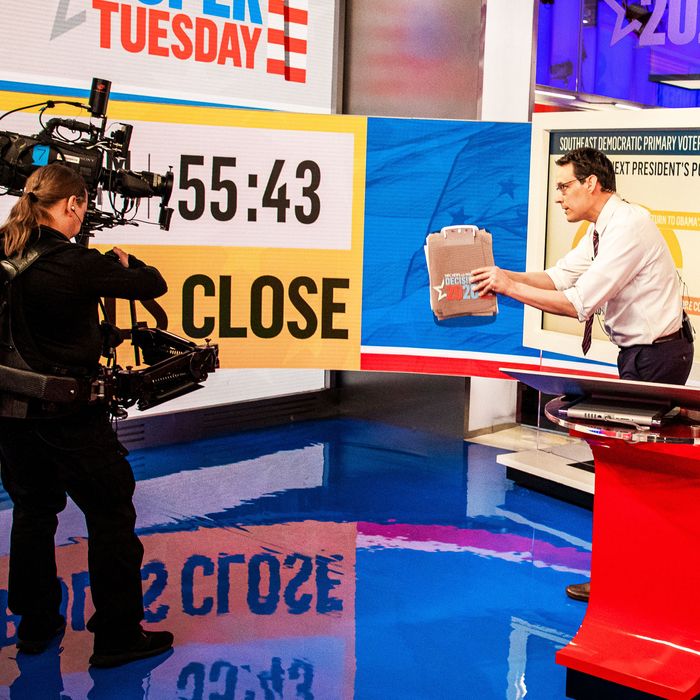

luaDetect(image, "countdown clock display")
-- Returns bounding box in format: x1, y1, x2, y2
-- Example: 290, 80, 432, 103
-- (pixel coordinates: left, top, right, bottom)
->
92, 116, 359, 250
178, 155, 322, 225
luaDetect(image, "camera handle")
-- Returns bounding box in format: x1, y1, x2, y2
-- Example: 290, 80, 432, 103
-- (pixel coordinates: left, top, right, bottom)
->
129, 299, 143, 366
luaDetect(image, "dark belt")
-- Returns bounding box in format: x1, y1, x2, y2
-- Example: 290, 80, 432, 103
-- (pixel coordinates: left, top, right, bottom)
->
653, 329, 683, 344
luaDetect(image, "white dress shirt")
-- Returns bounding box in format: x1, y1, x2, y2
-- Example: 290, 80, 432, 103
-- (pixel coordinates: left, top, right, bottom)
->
545, 194, 682, 348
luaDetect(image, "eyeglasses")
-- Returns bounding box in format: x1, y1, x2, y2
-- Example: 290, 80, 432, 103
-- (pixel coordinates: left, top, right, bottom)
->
554, 178, 581, 194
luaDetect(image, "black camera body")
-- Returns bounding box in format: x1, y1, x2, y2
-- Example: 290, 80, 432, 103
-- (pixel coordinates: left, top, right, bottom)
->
0, 130, 102, 194
0, 77, 174, 237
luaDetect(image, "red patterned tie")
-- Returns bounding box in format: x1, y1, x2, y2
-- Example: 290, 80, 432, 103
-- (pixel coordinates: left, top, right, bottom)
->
581, 229, 599, 355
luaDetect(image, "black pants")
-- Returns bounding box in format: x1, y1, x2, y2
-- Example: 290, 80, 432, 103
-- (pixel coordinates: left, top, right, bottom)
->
0, 405, 144, 642
617, 337, 694, 385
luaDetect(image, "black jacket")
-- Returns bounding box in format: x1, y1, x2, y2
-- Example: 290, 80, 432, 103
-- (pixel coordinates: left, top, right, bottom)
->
8, 226, 167, 375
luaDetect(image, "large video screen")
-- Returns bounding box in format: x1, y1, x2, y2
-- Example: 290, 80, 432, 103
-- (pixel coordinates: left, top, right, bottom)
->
525, 109, 700, 381
0, 1, 342, 114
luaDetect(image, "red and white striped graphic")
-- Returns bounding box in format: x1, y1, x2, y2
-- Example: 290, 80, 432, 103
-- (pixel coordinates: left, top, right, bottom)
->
267, 0, 309, 83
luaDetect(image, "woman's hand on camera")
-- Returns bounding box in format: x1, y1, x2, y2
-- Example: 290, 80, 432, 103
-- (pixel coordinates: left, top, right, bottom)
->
112, 246, 129, 268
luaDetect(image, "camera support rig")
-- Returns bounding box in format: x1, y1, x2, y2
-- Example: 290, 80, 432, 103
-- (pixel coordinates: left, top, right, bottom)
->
97, 327, 219, 414
0, 78, 219, 417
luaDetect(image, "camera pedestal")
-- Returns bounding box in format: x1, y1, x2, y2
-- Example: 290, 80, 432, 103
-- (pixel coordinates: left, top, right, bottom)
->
546, 398, 700, 700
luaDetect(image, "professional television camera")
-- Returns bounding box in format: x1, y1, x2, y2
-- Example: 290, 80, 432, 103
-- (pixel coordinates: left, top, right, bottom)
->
0, 78, 219, 418
0, 77, 174, 238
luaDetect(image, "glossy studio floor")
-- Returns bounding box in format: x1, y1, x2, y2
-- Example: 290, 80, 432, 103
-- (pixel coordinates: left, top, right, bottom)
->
0, 413, 592, 700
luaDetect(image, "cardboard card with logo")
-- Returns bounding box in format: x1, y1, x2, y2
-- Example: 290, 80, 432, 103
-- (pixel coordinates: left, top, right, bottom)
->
424, 225, 498, 319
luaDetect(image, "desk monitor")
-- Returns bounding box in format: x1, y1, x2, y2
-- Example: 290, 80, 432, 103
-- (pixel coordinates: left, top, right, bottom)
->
500, 368, 700, 411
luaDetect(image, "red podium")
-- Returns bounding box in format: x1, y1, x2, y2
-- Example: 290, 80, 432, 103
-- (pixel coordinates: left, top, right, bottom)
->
503, 369, 700, 700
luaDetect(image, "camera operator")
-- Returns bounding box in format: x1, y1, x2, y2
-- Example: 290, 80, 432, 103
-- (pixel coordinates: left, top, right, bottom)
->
0, 163, 173, 667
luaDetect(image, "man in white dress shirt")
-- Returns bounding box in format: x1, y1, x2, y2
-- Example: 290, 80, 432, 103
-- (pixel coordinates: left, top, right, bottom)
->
470, 147, 694, 601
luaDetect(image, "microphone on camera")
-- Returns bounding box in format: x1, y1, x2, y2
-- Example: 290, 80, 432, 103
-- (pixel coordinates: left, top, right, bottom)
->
89, 78, 111, 119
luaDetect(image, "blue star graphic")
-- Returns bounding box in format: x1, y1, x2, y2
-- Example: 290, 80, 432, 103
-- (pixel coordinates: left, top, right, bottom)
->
448, 207, 468, 225
499, 179, 517, 198
603, 0, 643, 45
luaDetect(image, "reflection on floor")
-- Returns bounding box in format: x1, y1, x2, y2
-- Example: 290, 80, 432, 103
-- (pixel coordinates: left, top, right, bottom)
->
0, 418, 592, 699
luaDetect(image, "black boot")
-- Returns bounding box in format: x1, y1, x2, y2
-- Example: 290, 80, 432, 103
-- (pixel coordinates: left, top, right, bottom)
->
16, 614, 66, 655
89, 627, 174, 668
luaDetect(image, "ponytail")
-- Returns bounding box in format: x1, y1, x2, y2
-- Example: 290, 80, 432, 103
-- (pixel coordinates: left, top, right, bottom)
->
0, 163, 87, 257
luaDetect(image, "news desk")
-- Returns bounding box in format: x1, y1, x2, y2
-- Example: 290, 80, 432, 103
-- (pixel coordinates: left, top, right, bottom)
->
503, 369, 700, 700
